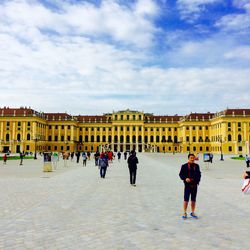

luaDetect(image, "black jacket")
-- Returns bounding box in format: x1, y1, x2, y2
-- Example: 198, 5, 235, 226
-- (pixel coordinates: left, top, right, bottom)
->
127, 155, 138, 169
179, 163, 201, 186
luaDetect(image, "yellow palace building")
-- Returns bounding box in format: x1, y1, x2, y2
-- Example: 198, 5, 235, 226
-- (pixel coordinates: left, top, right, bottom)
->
0, 107, 250, 155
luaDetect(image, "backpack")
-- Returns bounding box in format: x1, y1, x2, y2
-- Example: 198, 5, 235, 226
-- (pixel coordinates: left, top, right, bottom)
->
99, 158, 107, 167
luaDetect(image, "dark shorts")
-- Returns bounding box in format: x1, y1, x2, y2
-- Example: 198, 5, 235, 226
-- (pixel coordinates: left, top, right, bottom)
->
184, 184, 198, 202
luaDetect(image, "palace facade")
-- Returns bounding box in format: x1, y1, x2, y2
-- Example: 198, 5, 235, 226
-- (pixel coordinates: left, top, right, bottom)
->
0, 107, 250, 155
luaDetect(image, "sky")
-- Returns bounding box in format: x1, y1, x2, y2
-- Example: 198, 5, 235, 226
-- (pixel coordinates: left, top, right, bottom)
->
0, 0, 250, 116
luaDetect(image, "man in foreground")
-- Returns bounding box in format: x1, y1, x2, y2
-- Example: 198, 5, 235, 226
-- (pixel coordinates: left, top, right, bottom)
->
179, 153, 201, 219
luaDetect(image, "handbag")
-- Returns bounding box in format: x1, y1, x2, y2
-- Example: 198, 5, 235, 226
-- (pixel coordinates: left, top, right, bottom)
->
242, 178, 250, 194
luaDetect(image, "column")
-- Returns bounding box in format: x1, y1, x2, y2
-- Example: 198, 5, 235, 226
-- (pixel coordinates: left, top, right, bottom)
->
136, 126, 139, 152
117, 126, 120, 152
142, 125, 145, 152
130, 125, 132, 151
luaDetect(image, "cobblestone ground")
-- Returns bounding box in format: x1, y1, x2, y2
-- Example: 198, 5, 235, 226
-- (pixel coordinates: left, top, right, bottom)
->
0, 153, 248, 250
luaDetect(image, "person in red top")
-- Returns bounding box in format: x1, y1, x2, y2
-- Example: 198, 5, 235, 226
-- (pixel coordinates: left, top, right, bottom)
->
3, 154, 7, 164
179, 153, 201, 219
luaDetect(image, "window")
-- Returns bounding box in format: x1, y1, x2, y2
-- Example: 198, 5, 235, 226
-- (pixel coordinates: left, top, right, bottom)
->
205, 126, 208, 130
27, 122, 31, 126
79, 135, 83, 142
103, 127, 105, 132
108, 135, 112, 143
238, 134, 242, 142
55, 136, 58, 141
68, 125, 70, 129
200, 146, 202, 151
144, 136, 148, 143
126, 135, 130, 143
168, 128, 171, 132
48, 146, 51, 150
18, 121, 21, 126
91, 127, 94, 131
26, 145, 30, 151
150, 136, 154, 142
120, 135, 124, 143
48, 136, 52, 141
133, 126, 136, 131
139, 115, 141, 120
238, 122, 241, 127
27, 134, 31, 140
17, 134, 21, 141
186, 136, 189, 142
193, 136, 196, 142
102, 135, 106, 142
151, 128, 153, 132
228, 134, 232, 141
193, 126, 196, 130
86, 127, 88, 131
115, 126, 118, 131
85, 136, 88, 142
156, 136, 159, 142
55, 125, 58, 129
239, 146, 242, 151
132, 135, 136, 143
91, 135, 94, 142
115, 115, 117, 120
120, 126, 123, 131
193, 146, 196, 151
127, 126, 130, 131
67, 136, 70, 141
121, 115, 123, 120
61, 136, 64, 141
229, 146, 232, 152
133, 115, 136, 120
62, 125, 64, 129
186, 126, 189, 130
127, 115, 129, 120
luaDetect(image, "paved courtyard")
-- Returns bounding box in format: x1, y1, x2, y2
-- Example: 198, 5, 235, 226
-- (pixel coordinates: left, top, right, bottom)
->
0, 153, 248, 250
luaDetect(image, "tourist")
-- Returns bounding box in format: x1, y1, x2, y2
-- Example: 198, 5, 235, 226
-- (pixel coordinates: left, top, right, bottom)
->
3, 153, 7, 164
245, 155, 250, 168
98, 153, 109, 178
179, 153, 201, 219
127, 150, 139, 186
82, 152, 87, 167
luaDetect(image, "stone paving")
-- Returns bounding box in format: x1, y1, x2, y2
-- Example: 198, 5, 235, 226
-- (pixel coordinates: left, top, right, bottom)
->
0, 153, 248, 250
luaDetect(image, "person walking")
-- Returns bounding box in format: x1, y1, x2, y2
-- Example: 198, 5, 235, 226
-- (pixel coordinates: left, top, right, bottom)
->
98, 153, 109, 178
127, 150, 139, 186
82, 152, 87, 167
117, 151, 121, 162
19, 152, 24, 165
76, 151, 80, 163
3, 153, 7, 165
124, 151, 127, 160
245, 155, 250, 168
179, 153, 201, 219
94, 151, 100, 166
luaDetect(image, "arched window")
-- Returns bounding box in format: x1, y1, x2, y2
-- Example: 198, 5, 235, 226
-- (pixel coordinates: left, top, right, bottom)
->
138, 135, 142, 143
167, 136, 172, 142
174, 136, 178, 143
120, 135, 124, 143
17, 134, 21, 141
102, 135, 106, 142
79, 135, 83, 142
156, 136, 159, 142
126, 135, 130, 143
27, 134, 31, 141
144, 136, 148, 143
161, 136, 166, 142
132, 135, 136, 143
228, 134, 232, 142
97, 135, 100, 142
85, 135, 88, 142
108, 135, 112, 143
114, 135, 118, 143
91, 135, 94, 142
238, 134, 242, 142
150, 136, 154, 142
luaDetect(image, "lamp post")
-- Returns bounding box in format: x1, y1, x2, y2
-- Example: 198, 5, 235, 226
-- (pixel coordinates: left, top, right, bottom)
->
34, 138, 38, 159
220, 138, 224, 161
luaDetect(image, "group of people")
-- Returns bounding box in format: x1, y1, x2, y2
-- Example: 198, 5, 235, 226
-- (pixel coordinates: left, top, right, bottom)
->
96, 150, 139, 186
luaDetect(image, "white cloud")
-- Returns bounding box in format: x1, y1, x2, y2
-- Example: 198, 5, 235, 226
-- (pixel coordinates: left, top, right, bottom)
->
216, 1, 250, 32
224, 46, 250, 60
177, 0, 221, 21
0, 0, 160, 48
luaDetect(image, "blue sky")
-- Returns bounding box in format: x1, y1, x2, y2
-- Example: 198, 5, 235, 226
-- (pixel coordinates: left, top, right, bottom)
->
0, 0, 250, 115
